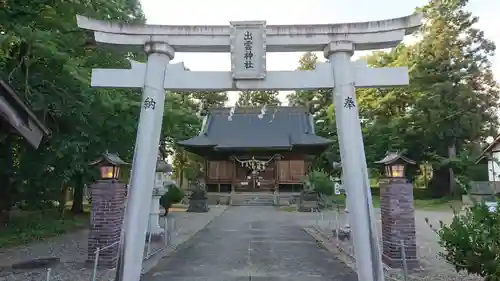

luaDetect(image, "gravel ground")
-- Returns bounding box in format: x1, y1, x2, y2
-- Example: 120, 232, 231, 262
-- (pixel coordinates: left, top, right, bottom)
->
310, 209, 484, 281
0, 206, 227, 281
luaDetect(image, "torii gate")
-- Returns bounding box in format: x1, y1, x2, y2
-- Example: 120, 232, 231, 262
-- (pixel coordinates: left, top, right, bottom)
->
76, 14, 422, 281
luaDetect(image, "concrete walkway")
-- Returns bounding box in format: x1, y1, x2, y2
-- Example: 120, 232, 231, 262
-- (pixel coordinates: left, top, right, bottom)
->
142, 206, 356, 281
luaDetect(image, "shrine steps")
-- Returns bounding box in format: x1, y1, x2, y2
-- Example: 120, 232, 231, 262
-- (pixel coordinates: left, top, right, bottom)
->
230, 193, 275, 206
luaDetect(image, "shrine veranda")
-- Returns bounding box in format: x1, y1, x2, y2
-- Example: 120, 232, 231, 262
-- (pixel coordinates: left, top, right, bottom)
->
77, 14, 422, 281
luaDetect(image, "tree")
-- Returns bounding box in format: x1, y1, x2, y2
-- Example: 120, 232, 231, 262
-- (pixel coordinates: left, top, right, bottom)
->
190, 91, 228, 115
409, 0, 499, 196
287, 52, 337, 172
236, 90, 281, 107
287, 52, 326, 113
0, 0, 205, 221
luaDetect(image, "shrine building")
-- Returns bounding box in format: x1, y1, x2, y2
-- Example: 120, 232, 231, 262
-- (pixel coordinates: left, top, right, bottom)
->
178, 106, 332, 193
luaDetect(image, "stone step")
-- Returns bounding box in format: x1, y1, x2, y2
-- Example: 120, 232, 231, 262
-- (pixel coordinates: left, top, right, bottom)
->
232, 196, 275, 206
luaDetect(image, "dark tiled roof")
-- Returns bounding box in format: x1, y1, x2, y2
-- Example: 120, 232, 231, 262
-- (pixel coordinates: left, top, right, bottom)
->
178, 106, 332, 151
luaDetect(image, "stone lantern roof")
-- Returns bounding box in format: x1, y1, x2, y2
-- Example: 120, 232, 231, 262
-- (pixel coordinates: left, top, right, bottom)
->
374, 151, 415, 165
89, 151, 129, 166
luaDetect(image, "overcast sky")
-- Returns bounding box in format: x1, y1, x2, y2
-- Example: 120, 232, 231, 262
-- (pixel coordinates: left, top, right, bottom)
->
140, 0, 500, 105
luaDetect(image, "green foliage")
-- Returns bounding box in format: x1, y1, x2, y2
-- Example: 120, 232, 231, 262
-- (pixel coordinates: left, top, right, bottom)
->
236, 90, 281, 107
304, 169, 334, 196
0, 0, 203, 228
0, 210, 88, 248
370, 186, 431, 200
159, 184, 184, 211
436, 202, 500, 280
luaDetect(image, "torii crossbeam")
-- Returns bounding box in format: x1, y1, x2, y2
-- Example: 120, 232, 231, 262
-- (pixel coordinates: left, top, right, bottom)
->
90, 60, 410, 91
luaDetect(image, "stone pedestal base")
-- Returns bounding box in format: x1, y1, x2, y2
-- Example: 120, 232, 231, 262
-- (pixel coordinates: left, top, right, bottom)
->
380, 178, 418, 269
147, 195, 163, 238
87, 181, 126, 268
187, 198, 209, 212
298, 191, 319, 212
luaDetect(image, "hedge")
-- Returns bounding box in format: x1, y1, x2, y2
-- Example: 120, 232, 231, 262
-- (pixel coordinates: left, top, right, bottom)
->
370, 186, 431, 200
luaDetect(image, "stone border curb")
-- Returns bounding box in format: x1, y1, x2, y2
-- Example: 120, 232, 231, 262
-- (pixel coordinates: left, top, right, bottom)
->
303, 226, 357, 270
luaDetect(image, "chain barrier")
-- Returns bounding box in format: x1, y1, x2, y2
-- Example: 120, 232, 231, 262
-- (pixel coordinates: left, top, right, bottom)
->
311, 206, 427, 281
143, 215, 176, 260
90, 240, 121, 281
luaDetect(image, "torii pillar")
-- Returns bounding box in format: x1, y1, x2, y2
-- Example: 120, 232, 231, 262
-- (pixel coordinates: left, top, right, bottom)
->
325, 41, 384, 280
118, 42, 174, 281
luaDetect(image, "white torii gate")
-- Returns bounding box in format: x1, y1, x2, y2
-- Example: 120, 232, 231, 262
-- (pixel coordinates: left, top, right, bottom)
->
77, 14, 422, 281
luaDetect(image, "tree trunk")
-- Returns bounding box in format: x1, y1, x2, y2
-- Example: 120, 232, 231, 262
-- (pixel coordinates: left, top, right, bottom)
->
429, 167, 451, 198
179, 168, 184, 189
58, 185, 69, 217
71, 174, 84, 214
448, 144, 457, 196
0, 135, 13, 225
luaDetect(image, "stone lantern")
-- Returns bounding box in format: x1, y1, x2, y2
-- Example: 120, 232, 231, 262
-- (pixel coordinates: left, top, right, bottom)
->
375, 151, 418, 269
147, 159, 173, 240
87, 151, 128, 268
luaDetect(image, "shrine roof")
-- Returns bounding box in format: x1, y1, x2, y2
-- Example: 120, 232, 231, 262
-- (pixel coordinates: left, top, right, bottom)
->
178, 106, 332, 153
0, 79, 50, 149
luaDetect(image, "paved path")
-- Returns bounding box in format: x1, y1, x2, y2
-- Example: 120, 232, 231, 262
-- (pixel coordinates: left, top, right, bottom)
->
143, 207, 356, 281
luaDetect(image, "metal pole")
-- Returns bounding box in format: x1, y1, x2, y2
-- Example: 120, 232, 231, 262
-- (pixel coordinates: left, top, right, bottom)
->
92, 247, 100, 281
335, 209, 340, 241
163, 216, 170, 248
45, 268, 52, 281
146, 229, 153, 258
400, 240, 409, 281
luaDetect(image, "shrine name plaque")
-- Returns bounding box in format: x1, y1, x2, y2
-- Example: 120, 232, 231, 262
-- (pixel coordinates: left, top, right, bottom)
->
230, 21, 267, 80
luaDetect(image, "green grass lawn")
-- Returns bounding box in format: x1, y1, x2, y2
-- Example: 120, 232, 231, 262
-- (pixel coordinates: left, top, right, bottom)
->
0, 208, 89, 248
280, 195, 462, 212
371, 196, 462, 211
279, 206, 297, 212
